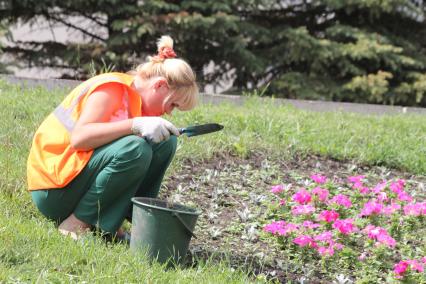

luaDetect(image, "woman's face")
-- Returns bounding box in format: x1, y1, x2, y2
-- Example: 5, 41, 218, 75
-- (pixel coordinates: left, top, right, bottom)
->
135, 77, 182, 116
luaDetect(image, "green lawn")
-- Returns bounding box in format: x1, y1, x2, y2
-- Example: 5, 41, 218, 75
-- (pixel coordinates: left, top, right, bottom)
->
0, 80, 425, 282
170, 93, 426, 175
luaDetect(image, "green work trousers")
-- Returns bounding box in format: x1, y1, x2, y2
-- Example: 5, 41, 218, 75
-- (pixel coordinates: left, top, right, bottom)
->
31, 135, 177, 233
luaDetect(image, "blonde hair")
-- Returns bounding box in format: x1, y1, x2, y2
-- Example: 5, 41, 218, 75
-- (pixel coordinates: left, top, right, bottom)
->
131, 35, 198, 111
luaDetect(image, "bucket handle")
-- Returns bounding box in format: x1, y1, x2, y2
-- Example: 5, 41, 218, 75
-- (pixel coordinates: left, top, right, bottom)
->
172, 212, 197, 239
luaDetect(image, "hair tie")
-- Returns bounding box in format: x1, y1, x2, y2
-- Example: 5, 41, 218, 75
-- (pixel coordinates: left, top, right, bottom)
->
160, 46, 177, 59
151, 46, 177, 62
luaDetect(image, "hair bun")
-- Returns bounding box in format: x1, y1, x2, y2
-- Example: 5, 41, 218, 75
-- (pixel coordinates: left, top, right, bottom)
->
157, 35, 174, 52
149, 35, 177, 63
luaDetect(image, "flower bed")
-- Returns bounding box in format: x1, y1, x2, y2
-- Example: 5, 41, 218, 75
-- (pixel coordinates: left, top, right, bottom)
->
264, 174, 425, 282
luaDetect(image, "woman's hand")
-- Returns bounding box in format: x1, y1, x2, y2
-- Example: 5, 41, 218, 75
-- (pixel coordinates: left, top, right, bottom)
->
131, 117, 179, 143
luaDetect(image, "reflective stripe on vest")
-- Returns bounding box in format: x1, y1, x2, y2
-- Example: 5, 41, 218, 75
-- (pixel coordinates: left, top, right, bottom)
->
53, 74, 123, 132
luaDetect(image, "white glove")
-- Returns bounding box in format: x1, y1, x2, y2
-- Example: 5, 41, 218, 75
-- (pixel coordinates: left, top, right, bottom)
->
131, 117, 179, 143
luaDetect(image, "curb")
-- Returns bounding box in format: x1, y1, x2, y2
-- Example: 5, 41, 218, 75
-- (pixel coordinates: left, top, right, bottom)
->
1, 74, 425, 116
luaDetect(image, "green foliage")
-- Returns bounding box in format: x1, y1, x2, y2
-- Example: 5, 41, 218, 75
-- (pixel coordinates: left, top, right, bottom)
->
395, 72, 426, 104
344, 71, 393, 103
2, 1, 426, 105
0, 19, 9, 73
88, 58, 116, 77
269, 72, 339, 101
322, 0, 420, 16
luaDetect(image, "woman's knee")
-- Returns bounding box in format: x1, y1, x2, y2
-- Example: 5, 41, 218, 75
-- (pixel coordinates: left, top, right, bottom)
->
161, 135, 178, 156
113, 135, 153, 167
31, 190, 70, 223
146, 136, 177, 169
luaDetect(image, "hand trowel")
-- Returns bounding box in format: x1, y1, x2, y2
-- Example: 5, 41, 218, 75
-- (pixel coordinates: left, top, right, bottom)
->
178, 123, 224, 137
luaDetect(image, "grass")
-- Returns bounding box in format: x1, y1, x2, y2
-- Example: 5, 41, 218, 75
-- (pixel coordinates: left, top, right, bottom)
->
0, 79, 425, 282
0, 195, 248, 283
169, 95, 426, 175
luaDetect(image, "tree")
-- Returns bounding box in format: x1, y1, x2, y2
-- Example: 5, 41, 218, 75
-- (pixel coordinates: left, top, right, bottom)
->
0, 0, 11, 74
0, 23, 7, 74
262, 0, 426, 106
1, 0, 426, 106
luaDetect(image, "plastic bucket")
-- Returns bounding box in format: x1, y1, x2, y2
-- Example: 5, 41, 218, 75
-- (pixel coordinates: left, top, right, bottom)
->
130, 197, 201, 264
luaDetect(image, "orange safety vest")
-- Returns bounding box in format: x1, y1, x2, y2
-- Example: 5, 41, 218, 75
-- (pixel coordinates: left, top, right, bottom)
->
27, 72, 142, 191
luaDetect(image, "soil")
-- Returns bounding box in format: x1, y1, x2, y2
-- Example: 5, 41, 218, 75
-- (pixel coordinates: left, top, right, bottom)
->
160, 151, 426, 283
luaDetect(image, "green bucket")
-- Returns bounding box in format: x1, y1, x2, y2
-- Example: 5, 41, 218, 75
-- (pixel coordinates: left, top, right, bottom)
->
130, 197, 201, 264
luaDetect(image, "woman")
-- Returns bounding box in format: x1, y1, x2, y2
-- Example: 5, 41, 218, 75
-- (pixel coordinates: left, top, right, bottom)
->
27, 35, 198, 240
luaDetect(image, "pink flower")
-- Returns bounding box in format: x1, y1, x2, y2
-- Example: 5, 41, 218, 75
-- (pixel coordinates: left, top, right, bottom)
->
394, 259, 425, 279
263, 221, 286, 234
363, 225, 396, 248
359, 186, 370, 194
390, 179, 406, 194
421, 202, 426, 215
397, 191, 413, 203
312, 187, 329, 202
404, 203, 423, 216
376, 191, 389, 202
358, 252, 367, 261
264, 221, 301, 236
318, 210, 339, 223
302, 221, 321, 229
330, 194, 352, 208
422, 257, 426, 264
279, 199, 286, 206
382, 203, 401, 215
279, 223, 300, 236
407, 259, 424, 273
376, 234, 396, 247
348, 175, 365, 184
270, 185, 285, 194
360, 200, 383, 216
333, 218, 357, 235
311, 174, 327, 184
352, 181, 363, 190
292, 188, 312, 204
372, 181, 387, 193
348, 175, 366, 191
293, 235, 317, 248
394, 260, 409, 278
317, 246, 334, 256
292, 204, 316, 215
314, 231, 333, 243
332, 242, 344, 250
363, 225, 384, 239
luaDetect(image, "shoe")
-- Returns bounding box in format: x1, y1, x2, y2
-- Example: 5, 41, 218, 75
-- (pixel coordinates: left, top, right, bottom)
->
116, 231, 131, 245
101, 230, 131, 245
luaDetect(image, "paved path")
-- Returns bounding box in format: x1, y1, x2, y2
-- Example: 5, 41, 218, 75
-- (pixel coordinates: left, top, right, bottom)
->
2, 74, 425, 115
